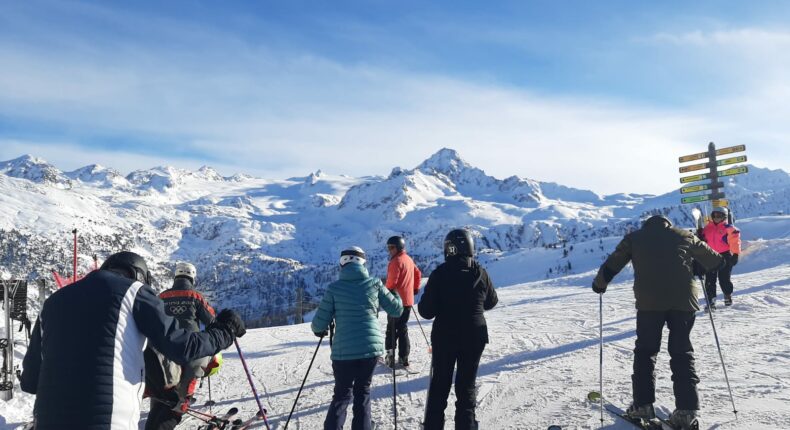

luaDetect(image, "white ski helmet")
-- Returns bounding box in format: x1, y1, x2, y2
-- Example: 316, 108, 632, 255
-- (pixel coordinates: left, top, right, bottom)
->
174, 262, 197, 281
712, 206, 729, 217
339, 246, 366, 267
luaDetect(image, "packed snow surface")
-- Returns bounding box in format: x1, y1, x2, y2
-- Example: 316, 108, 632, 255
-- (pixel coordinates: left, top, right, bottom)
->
2, 235, 789, 429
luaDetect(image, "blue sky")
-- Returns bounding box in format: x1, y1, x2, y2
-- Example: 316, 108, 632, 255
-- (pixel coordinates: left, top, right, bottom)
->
1, 0, 789, 194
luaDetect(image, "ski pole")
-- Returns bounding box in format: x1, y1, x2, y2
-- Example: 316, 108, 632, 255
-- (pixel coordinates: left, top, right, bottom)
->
413, 312, 431, 353
207, 375, 214, 414
235, 339, 271, 429
284, 334, 324, 430
391, 316, 398, 430
699, 277, 738, 419
598, 293, 604, 426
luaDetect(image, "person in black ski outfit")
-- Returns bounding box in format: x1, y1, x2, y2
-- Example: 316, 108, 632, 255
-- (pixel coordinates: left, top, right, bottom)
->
418, 229, 498, 430
20, 251, 246, 430
592, 216, 723, 429
145, 262, 220, 430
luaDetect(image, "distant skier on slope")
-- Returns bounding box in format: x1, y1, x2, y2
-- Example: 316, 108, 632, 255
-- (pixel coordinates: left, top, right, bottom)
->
700, 206, 741, 308
311, 246, 403, 430
19, 251, 246, 430
383, 235, 422, 369
592, 215, 723, 429
144, 261, 223, 430
418, 229, 498, 430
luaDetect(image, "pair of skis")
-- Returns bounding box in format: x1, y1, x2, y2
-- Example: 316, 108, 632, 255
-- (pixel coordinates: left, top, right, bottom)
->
197, 406, 265, 430
586, 391, 698, 430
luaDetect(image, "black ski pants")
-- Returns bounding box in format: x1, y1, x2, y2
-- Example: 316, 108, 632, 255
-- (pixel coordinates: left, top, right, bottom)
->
632, 310, 700, 410
705, 252, 734, 299
144, 391, 182, 430
324, 357, 377, 430
424, 340, 485, 430
385, 305, 411, 360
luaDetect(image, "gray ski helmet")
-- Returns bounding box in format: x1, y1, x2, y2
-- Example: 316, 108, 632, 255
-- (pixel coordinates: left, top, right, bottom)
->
444, 229, 474, 259
712, 206, 729, 217
387, 236, 405, 251
174, 262, 197, 282
100, 251, 153, 285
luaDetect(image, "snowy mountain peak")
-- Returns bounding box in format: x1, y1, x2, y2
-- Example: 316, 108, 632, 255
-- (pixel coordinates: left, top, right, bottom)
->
305, 170, 325, 185
66, 164, 128, 188
197, 166, 224, 181
417, 147, 474, 177
0, 154, 72, 188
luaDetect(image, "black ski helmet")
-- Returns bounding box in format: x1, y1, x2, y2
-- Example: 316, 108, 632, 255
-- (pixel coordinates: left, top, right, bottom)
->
386, 236, 405, 251
100, 251, 153, 285
642, 215, 672, 228
444, 229, 474, 259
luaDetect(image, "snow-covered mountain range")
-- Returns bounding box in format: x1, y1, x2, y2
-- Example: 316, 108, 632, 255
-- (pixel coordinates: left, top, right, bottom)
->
1, 149, 788, 326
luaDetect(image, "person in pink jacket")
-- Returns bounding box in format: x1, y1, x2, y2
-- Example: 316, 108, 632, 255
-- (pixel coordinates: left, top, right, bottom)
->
701, 207, 741, 308
384, 236, 422, 368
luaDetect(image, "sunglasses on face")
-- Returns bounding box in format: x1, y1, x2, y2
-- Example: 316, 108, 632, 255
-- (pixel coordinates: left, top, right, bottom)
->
712, 213, 726, 219
387, 245, 397, 249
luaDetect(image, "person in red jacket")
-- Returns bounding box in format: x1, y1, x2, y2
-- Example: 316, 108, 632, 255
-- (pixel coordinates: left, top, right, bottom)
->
701, 206, 741, 308
384, 236, 422, 368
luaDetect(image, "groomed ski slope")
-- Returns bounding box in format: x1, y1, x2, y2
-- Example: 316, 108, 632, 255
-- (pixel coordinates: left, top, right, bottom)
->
2, 242, 789, 429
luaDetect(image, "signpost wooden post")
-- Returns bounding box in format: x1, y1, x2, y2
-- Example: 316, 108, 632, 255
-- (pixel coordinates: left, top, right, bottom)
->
678, 142, 748, 222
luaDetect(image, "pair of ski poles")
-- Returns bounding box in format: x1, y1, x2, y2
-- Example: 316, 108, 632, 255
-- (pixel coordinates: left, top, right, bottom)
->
596, 282, 737, 425
390, 310, 433, 430
283, 313, 432, 430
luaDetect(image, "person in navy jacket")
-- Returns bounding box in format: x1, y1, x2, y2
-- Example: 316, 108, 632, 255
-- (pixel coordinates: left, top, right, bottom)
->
20, 251, 246, 430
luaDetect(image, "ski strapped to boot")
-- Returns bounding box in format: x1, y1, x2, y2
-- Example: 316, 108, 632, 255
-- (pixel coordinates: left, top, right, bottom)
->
151, 397, 238, 429
587, 392, 661, 430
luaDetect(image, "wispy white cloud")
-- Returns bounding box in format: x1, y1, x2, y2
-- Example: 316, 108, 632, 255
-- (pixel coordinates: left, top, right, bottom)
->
0, 5, 788, 195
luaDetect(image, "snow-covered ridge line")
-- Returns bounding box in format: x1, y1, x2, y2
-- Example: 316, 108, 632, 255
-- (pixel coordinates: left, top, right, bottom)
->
0, 149, 788, 327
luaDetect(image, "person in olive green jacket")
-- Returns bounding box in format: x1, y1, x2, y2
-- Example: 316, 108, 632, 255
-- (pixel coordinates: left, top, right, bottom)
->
312, 246, 403, 430
592, 215, 723, 429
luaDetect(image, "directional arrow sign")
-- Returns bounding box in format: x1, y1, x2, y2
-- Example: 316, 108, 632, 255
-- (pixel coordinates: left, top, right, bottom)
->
678, 144, 747, 163
680, 166, 749, 184
679, 161, 709, 173
715, 144, 746, 157
681, 182, 724, 194
719, 166, 749, 176
680, 172, 710, 184
679, 151, 709, 163
717, 155, 747, 166
681, 192, 726, 205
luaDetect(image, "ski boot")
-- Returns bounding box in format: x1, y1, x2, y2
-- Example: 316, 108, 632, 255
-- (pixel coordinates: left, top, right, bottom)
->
724, 294, 733, 306
385, 350, 395, 368
399, 355, 410, 368
626, 403, 660, 428
668, 409, 699, 430
705, 298, 716, 313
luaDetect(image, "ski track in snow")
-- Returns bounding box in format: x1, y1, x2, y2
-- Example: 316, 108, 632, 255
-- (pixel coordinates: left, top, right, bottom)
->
2, 264, 790, 429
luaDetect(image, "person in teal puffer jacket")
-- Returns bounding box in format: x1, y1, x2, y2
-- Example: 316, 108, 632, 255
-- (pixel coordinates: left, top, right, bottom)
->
312, 246, 403, 430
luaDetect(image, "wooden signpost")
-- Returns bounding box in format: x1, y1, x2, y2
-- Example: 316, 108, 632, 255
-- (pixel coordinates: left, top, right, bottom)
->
678, 142, 748, 211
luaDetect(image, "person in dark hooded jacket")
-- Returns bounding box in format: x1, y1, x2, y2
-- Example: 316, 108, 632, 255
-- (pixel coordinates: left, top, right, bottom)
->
592, 215, 723, 429
418, 229, 498, 430
20, 251, 245, 430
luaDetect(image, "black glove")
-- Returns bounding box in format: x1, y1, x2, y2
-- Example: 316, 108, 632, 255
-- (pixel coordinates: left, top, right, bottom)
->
214, 309, 246, 338
692, 260, 707, 278
314, 330, 328, 338
730, 253, 739, 266
591, 279, 607, 294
